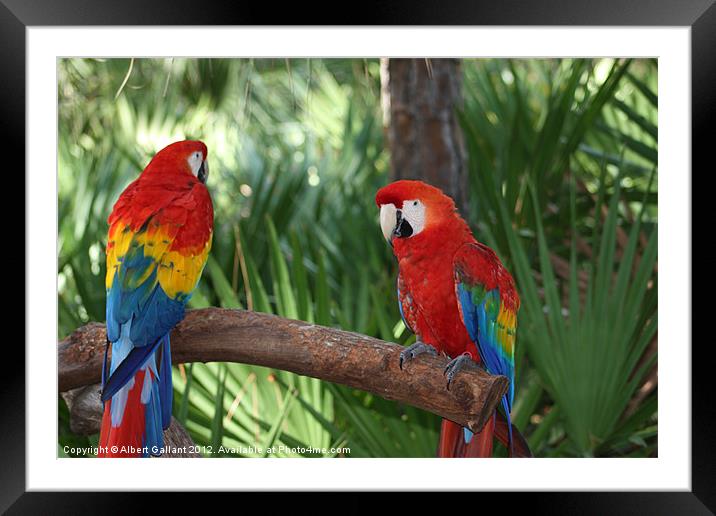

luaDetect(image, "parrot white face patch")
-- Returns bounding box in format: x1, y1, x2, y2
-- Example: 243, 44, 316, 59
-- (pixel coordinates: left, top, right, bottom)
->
400, 199, 426, 236
187, 151, 204, 178
379, 200, 426, 242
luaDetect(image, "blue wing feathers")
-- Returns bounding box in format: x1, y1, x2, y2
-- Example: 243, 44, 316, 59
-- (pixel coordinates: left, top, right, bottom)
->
105, 284, 122, 342
456, 272, 515, 450
128, 282, 185, 347
457, 284, 480, 342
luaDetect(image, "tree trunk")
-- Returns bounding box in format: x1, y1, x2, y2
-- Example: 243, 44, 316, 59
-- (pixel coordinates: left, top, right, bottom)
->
380, 58, 468, 216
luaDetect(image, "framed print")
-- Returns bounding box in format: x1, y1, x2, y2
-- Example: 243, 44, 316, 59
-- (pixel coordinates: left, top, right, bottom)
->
8, 0, 712, 511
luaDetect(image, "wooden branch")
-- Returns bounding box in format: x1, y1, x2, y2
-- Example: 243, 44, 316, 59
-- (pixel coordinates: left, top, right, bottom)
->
58, 308, 508, 433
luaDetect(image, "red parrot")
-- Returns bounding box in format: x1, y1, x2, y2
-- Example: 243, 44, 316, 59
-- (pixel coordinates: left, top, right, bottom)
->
98, 140, 213, 457
376, 180, 531, 457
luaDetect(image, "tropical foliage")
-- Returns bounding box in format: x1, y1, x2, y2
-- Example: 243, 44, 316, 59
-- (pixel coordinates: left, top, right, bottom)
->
58, 57, 657, 457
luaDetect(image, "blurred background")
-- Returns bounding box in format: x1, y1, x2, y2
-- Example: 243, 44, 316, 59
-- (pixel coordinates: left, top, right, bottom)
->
58, 57, 657, 458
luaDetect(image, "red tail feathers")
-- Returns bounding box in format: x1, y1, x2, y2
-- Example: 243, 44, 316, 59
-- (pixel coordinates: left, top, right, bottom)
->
438, 417, 495, 457
437, 412, 532, 458
495, 410, 532, 458
98, 369, 148, 458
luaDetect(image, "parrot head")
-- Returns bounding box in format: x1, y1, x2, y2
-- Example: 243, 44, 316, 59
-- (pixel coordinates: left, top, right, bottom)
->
376, 180, 471, 253
143, 140, 210, 184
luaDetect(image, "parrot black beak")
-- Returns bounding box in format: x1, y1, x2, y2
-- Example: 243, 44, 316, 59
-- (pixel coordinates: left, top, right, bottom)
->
393, 210, 413, 239
198, 161, 208, 184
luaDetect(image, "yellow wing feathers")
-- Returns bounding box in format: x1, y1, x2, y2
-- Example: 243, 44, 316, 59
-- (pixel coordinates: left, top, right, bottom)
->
157, 241, 212, 298
496, 304, 517, 356
106, 221, 212, 299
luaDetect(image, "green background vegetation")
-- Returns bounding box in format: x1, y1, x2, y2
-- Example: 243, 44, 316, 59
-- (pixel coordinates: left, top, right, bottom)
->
58, 58, 657, 458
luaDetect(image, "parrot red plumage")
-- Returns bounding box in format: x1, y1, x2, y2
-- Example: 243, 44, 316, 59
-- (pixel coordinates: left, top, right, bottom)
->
376, 180, 531, 458
98, 140, 213, 457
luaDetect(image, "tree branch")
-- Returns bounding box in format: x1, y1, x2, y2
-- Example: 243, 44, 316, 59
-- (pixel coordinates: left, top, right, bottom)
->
58, 308, 508, 433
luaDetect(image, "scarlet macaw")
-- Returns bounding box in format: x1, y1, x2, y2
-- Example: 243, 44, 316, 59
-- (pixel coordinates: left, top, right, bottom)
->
376, 180, 530, 457
98, 140, 213, 457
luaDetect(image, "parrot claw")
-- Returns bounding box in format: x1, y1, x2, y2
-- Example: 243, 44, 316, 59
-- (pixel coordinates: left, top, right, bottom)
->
399, 340, 438, 370
444, 353, 473, 390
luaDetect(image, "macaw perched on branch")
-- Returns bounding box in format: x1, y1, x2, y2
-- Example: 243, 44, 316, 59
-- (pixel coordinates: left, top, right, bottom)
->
376, 180, 531, 458
98, 140, 213, 457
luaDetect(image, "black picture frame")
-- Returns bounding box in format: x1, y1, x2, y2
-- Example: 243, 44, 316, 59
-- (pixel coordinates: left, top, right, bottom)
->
7, 0, 710, 512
